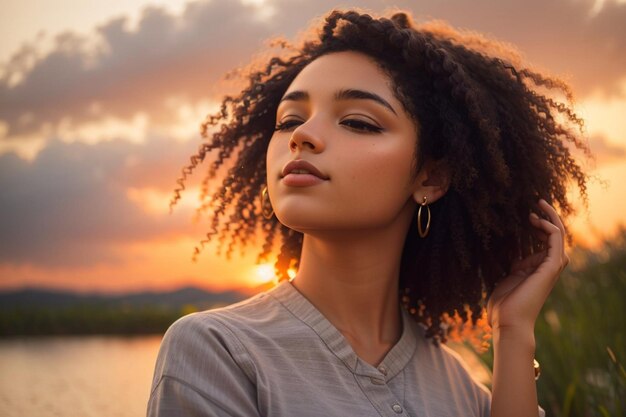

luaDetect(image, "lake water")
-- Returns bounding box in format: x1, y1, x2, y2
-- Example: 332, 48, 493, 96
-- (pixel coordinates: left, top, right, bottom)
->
0, 335, 163, 417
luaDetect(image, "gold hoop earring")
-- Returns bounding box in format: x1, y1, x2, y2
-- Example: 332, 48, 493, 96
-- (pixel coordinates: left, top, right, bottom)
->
417, 196, 431, 238
261, 186, 274, 219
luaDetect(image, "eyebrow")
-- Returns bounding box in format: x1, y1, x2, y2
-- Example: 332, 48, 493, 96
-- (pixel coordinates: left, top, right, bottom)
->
278, 88, 398, 116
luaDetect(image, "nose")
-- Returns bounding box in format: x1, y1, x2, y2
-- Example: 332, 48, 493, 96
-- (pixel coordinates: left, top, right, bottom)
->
288, 120, 326, 153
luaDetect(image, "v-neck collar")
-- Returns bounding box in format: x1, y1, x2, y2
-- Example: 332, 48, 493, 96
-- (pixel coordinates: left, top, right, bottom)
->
269, 278, 418, 381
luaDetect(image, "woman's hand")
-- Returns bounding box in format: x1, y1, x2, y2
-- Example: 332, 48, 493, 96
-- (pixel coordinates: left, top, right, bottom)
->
487, 198, 570, 334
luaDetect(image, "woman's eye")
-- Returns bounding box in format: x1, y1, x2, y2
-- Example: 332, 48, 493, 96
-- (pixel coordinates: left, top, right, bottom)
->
273, 119, 383, 133
273, 120, 302, 131
341, 119, 383, 133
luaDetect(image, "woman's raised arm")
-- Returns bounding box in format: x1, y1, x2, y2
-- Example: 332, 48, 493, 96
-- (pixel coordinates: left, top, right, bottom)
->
488, 198, 569, 417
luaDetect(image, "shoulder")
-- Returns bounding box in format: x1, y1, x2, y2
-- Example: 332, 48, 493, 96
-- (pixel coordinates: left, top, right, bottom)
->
163, 287, 273, 338
148, 294, 273, 417
165, 281, 284, 337
155, 283, 294, 369
158, 309, 245, 361
153, 288, 277, 381
413, 324, 492, 408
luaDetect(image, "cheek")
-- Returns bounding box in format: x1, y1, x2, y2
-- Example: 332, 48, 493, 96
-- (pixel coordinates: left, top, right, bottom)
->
344, 142, 414, 193
330, 141, 416, 217
266, 138, 282, 177
265, 136, 290, 202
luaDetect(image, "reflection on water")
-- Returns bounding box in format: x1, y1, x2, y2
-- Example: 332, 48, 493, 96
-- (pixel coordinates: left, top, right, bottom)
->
0, 335, 163, 417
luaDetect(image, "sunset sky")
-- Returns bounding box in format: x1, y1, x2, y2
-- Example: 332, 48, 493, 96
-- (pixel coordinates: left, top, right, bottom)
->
1, 0, 625, 294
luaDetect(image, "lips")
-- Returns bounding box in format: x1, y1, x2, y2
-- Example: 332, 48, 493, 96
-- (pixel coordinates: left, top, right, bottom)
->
281, 159, 329, 180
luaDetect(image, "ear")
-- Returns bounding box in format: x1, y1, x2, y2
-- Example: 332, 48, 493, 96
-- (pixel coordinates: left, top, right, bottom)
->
411, 158, 451, 205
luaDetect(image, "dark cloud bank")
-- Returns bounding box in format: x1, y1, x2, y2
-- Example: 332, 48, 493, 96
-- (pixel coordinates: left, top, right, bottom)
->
0, 136, 199, 268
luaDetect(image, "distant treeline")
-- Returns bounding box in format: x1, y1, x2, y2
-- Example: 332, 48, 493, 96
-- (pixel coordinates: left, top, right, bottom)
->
0, 304, 209, 336
0, 286, 256, 336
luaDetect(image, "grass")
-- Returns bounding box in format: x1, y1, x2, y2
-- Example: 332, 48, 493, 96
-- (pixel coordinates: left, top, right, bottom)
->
459, 226, 626, 417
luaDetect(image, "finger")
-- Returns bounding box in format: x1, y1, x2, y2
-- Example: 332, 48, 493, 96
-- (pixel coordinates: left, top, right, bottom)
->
539, 198, 565, 254
528, 212, 548, 254
538, 199, 566, 239
529, 212, 550, 240
537, 199, 569, 264
532, 214, 564, 275
530, 210, 561, 250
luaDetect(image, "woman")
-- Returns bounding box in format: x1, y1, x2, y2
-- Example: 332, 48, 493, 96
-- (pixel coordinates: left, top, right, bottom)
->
148, 8, 590, 417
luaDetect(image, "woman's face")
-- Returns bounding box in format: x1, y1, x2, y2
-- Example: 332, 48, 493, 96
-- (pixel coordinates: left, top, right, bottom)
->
266, 50, 421, 234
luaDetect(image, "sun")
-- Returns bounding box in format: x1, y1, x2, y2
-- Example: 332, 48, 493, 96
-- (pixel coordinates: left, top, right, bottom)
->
250, 263, 298, 287
253, 263, 277, 285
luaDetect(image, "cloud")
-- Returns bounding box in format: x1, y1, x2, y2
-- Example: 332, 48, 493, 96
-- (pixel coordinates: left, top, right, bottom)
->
586, 134, 626, 166
0, 0, 274, 139
0, 134, 205, 269
407, 0, 626, 98
2, 0, 626, 146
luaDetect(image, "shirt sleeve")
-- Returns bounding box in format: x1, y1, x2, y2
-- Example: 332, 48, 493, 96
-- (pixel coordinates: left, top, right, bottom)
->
147, 312, 262, 417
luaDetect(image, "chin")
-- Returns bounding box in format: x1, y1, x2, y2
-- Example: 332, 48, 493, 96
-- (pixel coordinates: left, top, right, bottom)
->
274, 213, 368, 235
272, 214, 316, 233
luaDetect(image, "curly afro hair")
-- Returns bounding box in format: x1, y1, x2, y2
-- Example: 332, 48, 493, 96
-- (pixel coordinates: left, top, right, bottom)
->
169, 8, 592, 345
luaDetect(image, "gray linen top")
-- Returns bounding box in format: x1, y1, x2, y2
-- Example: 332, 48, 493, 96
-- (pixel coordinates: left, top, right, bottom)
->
147, 278, 546, 417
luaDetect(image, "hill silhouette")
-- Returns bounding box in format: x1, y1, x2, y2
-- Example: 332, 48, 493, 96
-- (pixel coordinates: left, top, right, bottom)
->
0, 282, 276, 336
0, 286, 248, 309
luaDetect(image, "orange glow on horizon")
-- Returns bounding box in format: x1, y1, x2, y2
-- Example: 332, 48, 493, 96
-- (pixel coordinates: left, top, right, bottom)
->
0, 234, 280, 295
0, 212, 618, 295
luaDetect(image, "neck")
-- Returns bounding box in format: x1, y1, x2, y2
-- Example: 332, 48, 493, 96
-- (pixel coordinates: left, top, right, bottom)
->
290, 205, 414, 347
